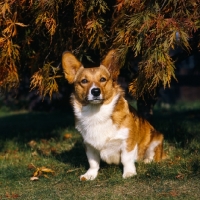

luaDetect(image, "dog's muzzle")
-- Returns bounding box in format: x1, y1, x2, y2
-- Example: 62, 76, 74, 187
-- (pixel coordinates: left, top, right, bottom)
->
88, 87, 103, 104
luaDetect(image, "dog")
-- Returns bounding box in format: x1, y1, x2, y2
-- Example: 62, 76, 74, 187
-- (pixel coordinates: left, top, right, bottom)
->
62, 50, 165, 181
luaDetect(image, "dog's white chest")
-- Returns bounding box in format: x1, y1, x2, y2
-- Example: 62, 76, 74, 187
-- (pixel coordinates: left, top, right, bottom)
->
73, 96, 129, 163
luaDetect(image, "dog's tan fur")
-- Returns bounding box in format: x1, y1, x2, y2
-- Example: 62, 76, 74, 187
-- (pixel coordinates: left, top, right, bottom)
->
62, 50, 165, 180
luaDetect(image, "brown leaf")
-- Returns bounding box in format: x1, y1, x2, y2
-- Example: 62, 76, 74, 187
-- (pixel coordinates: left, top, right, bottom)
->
5, 192, 20, 198
51, 148, 58, 154
175, 173, 184, 180
30, 177, 39, 181
40, 166, 55, 174
27, 163, 36, 170
33, 168, 41, 177
15, 22, 28, 27
86, 21, 94, 29
31, 165, 55, 179
63, 133, 72, 139
28, 140, 37, 148
41, 139, 48, 144
116, 0, 125, 12
175, 156, 181, 161
169, 190, 178, 197
31, 151, 38, 156
5, 192, 10, 198
66, 168, 81, 173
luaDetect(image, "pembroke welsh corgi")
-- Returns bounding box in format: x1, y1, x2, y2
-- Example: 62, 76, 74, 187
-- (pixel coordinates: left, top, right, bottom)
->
62, 50, 165, 181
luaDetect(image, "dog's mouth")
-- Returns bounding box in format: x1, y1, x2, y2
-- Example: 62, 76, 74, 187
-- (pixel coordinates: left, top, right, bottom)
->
87, 98, 103, 104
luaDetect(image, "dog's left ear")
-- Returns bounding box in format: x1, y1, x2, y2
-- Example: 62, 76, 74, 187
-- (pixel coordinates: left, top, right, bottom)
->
62, 51, 82, 84
101, 50, 120, 81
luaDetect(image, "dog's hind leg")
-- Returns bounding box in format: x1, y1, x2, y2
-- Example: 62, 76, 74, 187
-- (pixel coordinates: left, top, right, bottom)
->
153, 142, 164, 162
143, 132, 164, 163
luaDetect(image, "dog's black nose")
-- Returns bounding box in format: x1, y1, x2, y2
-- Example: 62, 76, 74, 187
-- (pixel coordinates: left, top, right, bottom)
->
91, 88, 101, 97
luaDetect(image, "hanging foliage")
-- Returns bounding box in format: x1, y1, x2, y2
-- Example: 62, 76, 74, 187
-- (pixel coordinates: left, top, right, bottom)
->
113, 0, 200, 97
0, 0, 199, 99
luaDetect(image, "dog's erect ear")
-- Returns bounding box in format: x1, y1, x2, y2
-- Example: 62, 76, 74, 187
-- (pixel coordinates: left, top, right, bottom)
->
101, 50, 120, 81
62, 52, 82, 84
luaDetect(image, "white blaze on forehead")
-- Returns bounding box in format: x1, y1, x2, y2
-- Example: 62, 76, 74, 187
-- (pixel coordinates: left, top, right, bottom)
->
87, 83, 102, 101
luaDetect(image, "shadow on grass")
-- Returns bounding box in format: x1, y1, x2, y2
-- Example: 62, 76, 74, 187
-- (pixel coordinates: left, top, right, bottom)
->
55, 141, 88, 168
0, 104, 200, 168
1, 106, 200, 144
54, 141, 117, 171
0, 110, 74, 149
153, 108, 200, 146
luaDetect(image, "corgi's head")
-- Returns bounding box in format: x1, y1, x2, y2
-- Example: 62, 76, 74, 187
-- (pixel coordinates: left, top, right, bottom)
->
62, 50, 121, 105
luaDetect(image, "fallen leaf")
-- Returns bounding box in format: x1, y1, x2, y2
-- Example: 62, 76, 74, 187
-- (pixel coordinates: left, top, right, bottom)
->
5, 192, 20, 198
175, 173, 184, 179
27, 163, 36, 170
63, 133, 72, 139
169, 190, 178, 197
43, 174, 50, 178
31, 151, 38, 156
66, 168, 81, 173
30, 177, 39, 181
28, 140, 37, 148
33, 168, 42, 177
30, 165, 55, 179
175, 156, 181, 160
37, 148, 51, 156
40, 166, 55, 174
51, 148, 57, 154
41, 139, 48, 144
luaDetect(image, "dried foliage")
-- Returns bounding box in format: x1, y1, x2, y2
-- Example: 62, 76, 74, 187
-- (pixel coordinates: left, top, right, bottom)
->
30, 62, 61, 99
113, 0, 200, 97
0, 0, 199, 98
28, 163, 55, 180
0, 3, 28, 91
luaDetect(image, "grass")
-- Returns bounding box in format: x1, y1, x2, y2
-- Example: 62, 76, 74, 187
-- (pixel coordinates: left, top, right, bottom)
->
0, 101, 200, 199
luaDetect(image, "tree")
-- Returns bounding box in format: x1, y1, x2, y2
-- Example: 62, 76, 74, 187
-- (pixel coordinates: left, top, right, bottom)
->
0, 0, 199, 114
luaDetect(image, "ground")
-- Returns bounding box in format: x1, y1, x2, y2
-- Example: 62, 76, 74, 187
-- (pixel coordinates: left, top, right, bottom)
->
0, 101, 200, 199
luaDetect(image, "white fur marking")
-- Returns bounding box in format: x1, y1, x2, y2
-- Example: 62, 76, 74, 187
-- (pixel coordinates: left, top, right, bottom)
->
144, 141, 160, 163
121, 144, 138, 178
80, 144, 100, 180
74, 94, 121, 149
100, 127, 129, 164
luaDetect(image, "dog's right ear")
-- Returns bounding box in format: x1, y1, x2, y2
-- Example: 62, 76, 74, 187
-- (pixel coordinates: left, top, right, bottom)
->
62, 52, 82, 84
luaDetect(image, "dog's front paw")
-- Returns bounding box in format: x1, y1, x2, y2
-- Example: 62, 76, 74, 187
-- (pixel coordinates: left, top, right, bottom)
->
122, 165, 137, 179
122, 171, 137, 179
80, 169, 98, 181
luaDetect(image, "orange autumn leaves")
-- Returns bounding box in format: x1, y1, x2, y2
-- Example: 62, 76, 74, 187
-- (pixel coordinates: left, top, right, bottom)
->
27, 132, 72, 180
28, 163, 55, 181
28, 133, 72, 156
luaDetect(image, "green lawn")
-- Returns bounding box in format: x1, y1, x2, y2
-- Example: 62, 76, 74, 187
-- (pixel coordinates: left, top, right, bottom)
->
0, 101, 200, 199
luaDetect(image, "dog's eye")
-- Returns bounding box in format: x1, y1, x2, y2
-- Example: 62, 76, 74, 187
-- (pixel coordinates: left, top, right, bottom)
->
81, 79, 88, 84
100, 77, 106, 82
